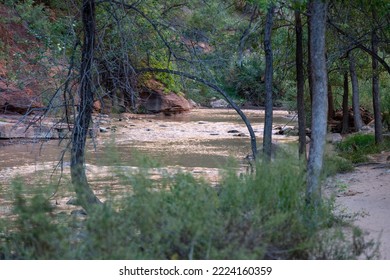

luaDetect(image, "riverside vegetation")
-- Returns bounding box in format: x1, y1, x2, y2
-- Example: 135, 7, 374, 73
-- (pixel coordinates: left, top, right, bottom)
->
0, 147, 380, 260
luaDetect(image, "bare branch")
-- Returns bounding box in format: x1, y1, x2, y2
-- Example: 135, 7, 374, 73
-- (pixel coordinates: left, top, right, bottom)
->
136, 67, 258, 160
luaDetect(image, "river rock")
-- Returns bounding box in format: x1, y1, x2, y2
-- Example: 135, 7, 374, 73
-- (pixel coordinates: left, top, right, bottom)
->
139, 80, 191, 114
326, 133, 343, 144
99, 127, 109, 133
210, 98, 229, 108
188, 99, 200, 108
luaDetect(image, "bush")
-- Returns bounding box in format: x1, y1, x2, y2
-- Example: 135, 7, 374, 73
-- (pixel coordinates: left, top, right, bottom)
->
336, 133, 390, 163
0, 158, 378, 259
322, 154, 354, 177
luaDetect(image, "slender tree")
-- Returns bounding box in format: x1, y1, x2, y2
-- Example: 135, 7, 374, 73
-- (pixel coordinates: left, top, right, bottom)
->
295, 9, 306, 159
341, 71, 350, 134
348, 52, 363, 131
70, 0, 102, 211
263, 3, 275, 161
327, 83, 335, 120
306, 0, 328, 205
371, 8, 382, 144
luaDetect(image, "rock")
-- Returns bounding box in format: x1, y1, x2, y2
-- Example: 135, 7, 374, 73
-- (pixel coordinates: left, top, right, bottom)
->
99, 127, 108, 133
210, 98, 229, 108
188, 99, 199, 108
228, 129, 240, 133
139, 80, 192, 114
234, 133, 246, 137
361, 125, 374, 133
0, 117, 72, 139
326, 133, 343, 144
0, 81, 43, 115
274, 126, 299, 136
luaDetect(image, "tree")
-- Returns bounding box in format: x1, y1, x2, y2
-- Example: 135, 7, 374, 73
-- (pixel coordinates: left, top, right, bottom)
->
348, 52, 363, 132
306, 0, 328, 205
70, 0, 102, 211
371, 8, 382, 144
341, 71, 350, 134
263, 3, 275, 160
294, 8, 306, 159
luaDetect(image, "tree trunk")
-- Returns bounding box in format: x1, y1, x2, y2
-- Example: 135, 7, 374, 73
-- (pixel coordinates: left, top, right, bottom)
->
327, 83, 335, 120
348, 53, 363, 132
372, 10, 382, 144
70, 0, 102, 212
295, 10, 306, 159
341, 71, 349, 134
307, 4, 313, 106
306, 0, 328, 205
262, 4, 275, 161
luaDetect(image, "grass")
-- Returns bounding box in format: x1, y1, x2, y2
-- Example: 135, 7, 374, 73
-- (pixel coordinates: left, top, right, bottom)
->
336, 133, 390, 163
0, 155, 378, 260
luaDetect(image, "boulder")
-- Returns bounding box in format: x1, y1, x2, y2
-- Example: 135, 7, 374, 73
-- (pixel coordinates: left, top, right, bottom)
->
0, 81, 43, 114
326, 133, 343, 144
210, 98, 229, 108
139, 80, 191, 114
188, 99, 200, 108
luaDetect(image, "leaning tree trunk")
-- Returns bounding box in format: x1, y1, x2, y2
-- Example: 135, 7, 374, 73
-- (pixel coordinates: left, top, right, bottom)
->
295, 10, 306, 159
349, 53, 363, 132
70, 0, 101, 212
263, 4, 275, 161
341, 71, 350, 134
306, 0, 328, 205
372, 9, 382, 144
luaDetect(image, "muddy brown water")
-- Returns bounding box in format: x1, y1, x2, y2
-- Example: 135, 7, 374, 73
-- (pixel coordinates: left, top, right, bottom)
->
0, 109, 297, 215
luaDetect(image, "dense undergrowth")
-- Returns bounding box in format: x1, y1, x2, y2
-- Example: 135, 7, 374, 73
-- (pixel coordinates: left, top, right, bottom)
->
336, 133, 390, 164
0, 156, 378, 260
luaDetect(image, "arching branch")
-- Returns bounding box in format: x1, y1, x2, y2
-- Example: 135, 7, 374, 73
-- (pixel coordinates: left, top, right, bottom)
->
328, 19, 390, 75
136, 67, 258, 160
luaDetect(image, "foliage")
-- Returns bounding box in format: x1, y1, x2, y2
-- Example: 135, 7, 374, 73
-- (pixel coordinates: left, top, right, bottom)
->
0, 157, 377, 260
336, 133, 390, 163
322, 154, 354, 177
0, 177, 68, 259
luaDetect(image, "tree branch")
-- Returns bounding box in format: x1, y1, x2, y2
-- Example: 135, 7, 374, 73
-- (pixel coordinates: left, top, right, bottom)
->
136, 67, 258, 160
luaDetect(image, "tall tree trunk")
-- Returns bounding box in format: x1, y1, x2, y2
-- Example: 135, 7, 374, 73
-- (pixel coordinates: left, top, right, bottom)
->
341, 71, 350, 134
372, 9, 382, 144
71, 0, 101, 212
263, 4, 275, 161
348, 53, 363, 131
306, 0, 328, 205
295, 10, 306, 159
307, 5, 313, 106
327, 83, 335, 120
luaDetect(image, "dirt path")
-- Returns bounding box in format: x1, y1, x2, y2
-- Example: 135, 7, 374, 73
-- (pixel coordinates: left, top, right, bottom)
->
325, 151, 390, 259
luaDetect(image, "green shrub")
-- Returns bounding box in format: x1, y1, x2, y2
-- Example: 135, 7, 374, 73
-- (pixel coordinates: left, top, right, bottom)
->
0, 177, 69, 259
336, 133, 390, 163
322, 154, 354, 177
0, 158, 377, 259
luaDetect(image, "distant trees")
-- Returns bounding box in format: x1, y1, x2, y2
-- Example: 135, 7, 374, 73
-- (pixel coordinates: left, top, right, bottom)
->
29, 0, 388, 210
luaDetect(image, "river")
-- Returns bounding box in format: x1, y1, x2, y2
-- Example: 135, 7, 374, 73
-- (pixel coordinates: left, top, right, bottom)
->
0, 108, 297, 215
